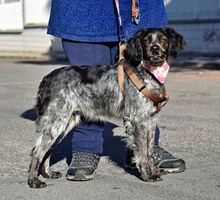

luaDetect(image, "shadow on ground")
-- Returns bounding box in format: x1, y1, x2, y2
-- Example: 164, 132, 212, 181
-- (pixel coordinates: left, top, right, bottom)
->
15, 59, 69, 66
171, 55, 220, 72
15, 56, 220, 72
21, 108, 139, 177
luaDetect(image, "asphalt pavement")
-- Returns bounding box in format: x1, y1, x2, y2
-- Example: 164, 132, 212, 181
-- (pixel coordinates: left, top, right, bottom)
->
0, 58, 219, 200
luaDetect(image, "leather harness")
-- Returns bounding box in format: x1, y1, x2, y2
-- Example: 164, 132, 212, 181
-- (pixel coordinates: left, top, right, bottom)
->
117, 60, 169, 116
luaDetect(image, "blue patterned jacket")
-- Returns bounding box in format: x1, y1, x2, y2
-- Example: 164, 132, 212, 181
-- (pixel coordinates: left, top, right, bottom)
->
47, 0, 167, 42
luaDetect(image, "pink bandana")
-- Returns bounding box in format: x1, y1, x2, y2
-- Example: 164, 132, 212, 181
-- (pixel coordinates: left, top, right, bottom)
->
143, 61, 170, 84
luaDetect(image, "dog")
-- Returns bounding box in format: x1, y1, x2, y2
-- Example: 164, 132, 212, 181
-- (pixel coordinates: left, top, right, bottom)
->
28, 27, 185, 188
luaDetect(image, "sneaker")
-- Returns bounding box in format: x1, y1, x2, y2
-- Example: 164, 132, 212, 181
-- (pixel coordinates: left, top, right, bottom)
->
154, 145, 186, 173
124, 146, 186, 173
66, 152, 100, 181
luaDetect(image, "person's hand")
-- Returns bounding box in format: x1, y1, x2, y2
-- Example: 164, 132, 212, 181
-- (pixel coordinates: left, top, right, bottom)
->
119, 43, 127, 61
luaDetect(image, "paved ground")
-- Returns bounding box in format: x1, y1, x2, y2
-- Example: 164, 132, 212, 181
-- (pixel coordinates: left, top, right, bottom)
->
0, 58, 220, 200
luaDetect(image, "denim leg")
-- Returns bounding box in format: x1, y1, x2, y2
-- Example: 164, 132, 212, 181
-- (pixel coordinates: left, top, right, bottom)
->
62, 39, 118, 65
155, 125, 160, 145
62, 39, 119, 155
71, 121, 104, 154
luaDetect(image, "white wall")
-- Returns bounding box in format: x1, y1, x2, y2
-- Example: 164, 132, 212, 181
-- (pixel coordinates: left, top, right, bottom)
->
0, 0, 52, 59
24, 0, 51, 26
0, 0, 219, 59
0, 1, 23, 32
0, 27, 52, 59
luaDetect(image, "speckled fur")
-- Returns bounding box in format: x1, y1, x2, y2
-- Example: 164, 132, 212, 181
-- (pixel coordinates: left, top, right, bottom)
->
28, 27, 185, 188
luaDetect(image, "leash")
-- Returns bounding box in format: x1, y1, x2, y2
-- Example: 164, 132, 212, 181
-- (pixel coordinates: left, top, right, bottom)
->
114, 0, 140, 41
115, 1, 167, 115
118, 60, 169, 116
131, 0, 140, 25
115, 0, 139, 96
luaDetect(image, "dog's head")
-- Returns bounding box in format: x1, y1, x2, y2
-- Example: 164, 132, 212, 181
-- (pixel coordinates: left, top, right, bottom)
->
123, 27, 185, 66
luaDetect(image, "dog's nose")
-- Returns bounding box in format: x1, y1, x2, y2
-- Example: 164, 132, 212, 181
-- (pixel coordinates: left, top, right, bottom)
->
150, 45, 160, 53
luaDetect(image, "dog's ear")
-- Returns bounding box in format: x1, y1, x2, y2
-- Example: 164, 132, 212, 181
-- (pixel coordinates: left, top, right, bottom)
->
164, 27, 186, 58
123, 29, 146, 66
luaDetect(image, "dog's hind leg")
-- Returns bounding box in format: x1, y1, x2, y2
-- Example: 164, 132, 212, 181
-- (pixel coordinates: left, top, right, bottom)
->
28, 133, 54, 188
41, 156, 62, 179
28, 105, 80, 188
41, 114, 80, 180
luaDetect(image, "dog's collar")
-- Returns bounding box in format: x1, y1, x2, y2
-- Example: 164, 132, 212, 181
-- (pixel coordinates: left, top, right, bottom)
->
117, 60, 169, 116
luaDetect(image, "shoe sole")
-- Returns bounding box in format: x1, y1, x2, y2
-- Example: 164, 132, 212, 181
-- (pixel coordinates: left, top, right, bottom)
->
124, 164, 186, 174
159, 166, 186, 173
66, 174, 94, 181
66, 170, 96, 181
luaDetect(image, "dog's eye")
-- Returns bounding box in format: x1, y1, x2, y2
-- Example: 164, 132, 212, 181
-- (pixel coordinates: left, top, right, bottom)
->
144, 38, 150, 45
160, 37, 168, 44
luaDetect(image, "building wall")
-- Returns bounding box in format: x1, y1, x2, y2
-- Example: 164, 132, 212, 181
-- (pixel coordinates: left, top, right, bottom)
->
0, 27, 52, 59
170, 22, 220, 55
0, 0, 219, 59
165, 0, 220, 55
0, 0, 52, 59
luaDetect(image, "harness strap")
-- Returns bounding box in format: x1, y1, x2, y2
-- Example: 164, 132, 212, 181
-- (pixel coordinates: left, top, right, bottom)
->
118, 44, 126, 96
118, 63, 125, 96
118, 61, 169, 116
123, 63, 169, 103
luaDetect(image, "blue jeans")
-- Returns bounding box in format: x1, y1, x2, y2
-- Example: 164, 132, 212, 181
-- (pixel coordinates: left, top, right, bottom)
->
62, 39, 160, 154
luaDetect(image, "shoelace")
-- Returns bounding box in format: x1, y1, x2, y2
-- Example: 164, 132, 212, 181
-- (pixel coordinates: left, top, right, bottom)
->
154, 146, 173, 160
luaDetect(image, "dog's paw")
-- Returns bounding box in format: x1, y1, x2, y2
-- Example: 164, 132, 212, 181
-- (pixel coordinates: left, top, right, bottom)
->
150, 174, 163, 182
42, 171, 62, 179
50, 171, 62, 179
28, 177, 47, 189
141, 174, 163, 182
159, 170, 168, 175
140, 169, 163, 182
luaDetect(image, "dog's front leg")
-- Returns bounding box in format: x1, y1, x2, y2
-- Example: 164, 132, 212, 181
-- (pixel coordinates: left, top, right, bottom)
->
145, 123, 162, 181
131, 120, 162, 182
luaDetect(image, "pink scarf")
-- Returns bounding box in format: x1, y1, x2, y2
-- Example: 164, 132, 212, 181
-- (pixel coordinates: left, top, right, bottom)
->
143, 61, 170, 84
